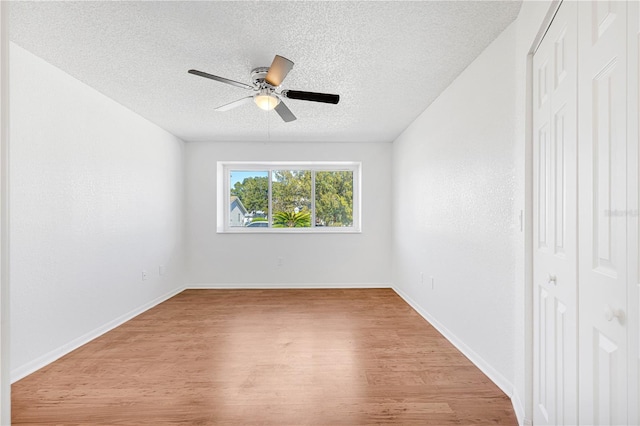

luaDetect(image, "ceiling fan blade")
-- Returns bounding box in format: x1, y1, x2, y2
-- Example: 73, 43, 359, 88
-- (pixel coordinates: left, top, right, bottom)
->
214, 96, 254, 112
265, 55, 294, 87
281, 90, 340, 104
274, 100, 297, 122
188, 69, 253, 90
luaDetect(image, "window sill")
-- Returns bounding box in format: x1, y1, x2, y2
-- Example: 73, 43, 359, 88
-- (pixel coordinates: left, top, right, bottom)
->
217, 227, 362, 234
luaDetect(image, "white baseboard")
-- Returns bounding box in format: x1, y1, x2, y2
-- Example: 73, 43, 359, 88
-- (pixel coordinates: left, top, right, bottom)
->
391, 285, 514, 398
186, 282, 392, 289
511, 387, 531, 426
11, 285, 186, 383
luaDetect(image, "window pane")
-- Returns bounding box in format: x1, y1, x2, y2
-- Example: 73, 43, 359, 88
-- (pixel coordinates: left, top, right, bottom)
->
229, 170, 268, 227
315, 171, 353, 227
272, 170, 312, 228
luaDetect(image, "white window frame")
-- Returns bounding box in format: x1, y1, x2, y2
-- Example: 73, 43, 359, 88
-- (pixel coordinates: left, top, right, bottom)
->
217, 161, 361, 233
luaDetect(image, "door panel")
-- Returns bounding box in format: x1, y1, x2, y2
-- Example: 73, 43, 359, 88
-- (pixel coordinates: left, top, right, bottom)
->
533, 2, 578, 424
578, 1, 628, 424
592, 59, 623, 277
594, 330, 620, 424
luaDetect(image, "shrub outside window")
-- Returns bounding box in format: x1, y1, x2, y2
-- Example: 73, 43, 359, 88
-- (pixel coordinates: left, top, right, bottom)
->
218, 162, 361, 233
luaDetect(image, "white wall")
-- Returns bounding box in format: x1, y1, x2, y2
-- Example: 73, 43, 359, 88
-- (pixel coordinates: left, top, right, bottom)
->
392, 20, 518, 389
185, 141, 391, 287
391, 3, 552, 425
9, 44, 185, 381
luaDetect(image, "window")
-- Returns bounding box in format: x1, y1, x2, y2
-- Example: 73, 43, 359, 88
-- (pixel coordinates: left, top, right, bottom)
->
218, 162, 361, 233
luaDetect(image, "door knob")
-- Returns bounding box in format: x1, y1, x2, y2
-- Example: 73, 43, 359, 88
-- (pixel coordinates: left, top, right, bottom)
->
547, 274, 557, 285
604, 305, 625, 323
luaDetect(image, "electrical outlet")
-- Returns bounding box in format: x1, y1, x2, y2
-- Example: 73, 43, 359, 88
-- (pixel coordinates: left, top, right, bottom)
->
142, 270, 148, 281
420, 272, 424, 284
430, 276, 434, 290
159, 265, 166, 276
277, 257, 284, 267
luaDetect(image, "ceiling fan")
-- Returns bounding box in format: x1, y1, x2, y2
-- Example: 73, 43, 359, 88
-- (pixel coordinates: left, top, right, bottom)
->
188, 55, 339, 122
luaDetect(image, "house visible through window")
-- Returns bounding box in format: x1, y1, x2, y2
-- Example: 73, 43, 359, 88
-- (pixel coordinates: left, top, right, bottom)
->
217, 162, 361, 233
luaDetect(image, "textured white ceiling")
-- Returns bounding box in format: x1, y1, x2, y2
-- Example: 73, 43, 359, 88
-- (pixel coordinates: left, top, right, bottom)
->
10, 1, 521, 143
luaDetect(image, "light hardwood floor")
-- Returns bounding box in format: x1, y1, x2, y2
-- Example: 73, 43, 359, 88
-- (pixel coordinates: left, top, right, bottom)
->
12, 289, 516, 425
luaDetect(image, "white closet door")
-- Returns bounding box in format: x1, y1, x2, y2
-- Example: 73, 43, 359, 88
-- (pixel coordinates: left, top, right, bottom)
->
577, 1, 629, 425
532, 2, 578, 425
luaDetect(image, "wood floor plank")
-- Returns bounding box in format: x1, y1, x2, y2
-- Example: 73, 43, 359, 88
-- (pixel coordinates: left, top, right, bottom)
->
12, 289, 516, 425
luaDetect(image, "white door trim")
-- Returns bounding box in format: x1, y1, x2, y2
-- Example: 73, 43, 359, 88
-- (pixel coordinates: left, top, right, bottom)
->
626, 1, 639, 423
0, 0, 11, 423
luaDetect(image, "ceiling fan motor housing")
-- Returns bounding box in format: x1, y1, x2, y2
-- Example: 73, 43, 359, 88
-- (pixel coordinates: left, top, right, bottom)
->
251, 67, 271, 88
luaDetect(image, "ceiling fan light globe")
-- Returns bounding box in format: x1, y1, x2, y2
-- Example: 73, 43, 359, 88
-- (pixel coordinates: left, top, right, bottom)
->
254, 94, 280, 111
